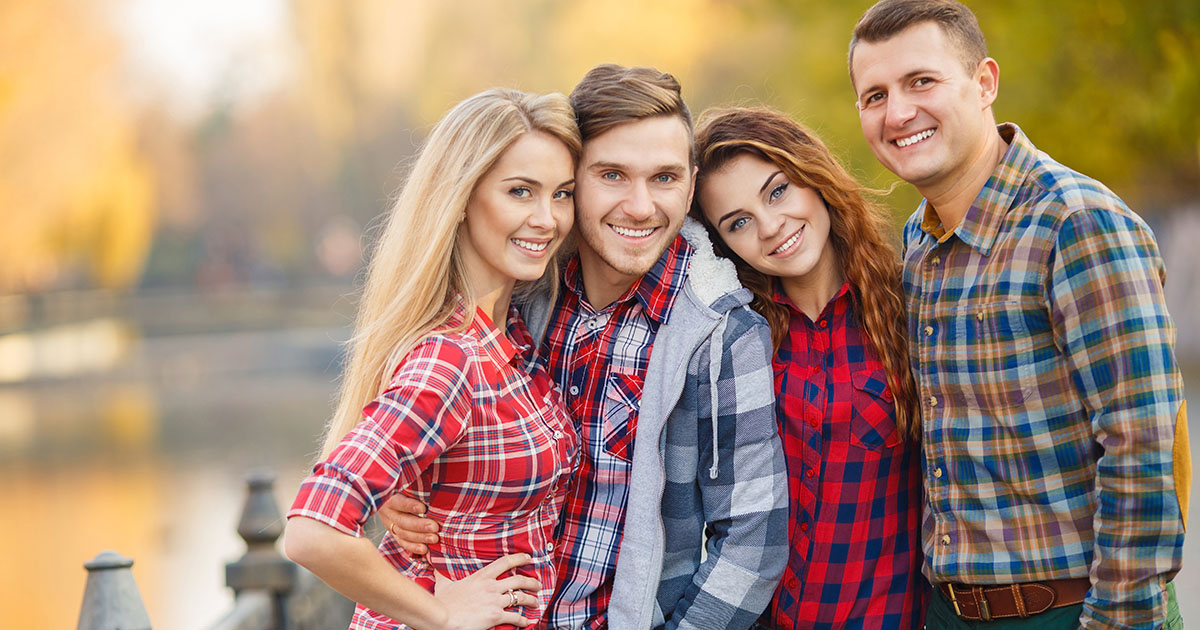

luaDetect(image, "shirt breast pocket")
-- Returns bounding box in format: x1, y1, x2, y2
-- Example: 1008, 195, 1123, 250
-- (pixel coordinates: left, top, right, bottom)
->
849, 369, 900, 451
602, 370, 642, 462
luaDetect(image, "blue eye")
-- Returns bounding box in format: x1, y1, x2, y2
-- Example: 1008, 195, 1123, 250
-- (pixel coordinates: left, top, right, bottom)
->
729, 216, 749, 232
510, 187, 531, 198
655, 173, 674, 183
602, 171, 620, 181
553, 189, 574, 200
769, 183, 788, 201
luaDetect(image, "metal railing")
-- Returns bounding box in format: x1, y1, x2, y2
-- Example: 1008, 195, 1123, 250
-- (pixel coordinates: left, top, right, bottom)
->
76, 470, 354, 630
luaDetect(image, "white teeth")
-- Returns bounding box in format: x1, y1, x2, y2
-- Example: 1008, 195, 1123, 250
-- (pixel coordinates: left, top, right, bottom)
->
512, 238, 548, 252
895, 129, 935, 147
772, 228, 803, 255
612, 225, 655, 238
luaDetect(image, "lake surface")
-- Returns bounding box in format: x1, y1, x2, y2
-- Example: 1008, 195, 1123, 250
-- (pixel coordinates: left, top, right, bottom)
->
3, 324, 1197, 628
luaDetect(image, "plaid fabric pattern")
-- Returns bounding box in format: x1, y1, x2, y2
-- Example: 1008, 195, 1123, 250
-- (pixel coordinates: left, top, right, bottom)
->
646, 295, 789, 630
902, 124, 1186, 629
540, 236, 692, 630
760, 283, 924, 630
289, 300, 579, 630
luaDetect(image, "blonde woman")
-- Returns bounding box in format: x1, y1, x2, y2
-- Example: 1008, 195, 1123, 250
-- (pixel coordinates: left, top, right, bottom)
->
284, 89, 581, 630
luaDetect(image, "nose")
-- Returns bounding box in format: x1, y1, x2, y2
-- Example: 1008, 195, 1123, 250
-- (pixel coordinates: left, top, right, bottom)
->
527, 195, 556, 231
885, 91, 917, 128
757, 210, 785, 242
621, 180, 655, 223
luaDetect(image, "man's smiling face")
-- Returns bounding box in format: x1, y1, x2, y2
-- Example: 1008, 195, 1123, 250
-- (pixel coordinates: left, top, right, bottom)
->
851, 21, 994, 194
572, 115, 694, 288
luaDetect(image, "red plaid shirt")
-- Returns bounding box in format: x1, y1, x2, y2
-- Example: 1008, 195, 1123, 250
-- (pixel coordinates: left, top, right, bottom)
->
541, 236, 692, 630
289, 300, 579, 630
763, 283, 925, 630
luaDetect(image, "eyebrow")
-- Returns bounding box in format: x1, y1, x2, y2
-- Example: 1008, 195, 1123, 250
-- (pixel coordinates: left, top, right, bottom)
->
587, 161, 688, 175
501, 176, 542, 186
716, 170, 784, 227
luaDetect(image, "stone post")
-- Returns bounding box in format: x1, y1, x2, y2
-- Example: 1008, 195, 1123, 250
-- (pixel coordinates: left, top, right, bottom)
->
77, 550, 152, 630
225, 469, 298, 630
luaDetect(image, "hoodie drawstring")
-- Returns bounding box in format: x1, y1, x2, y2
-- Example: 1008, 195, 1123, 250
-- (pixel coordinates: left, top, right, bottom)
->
707, 312, 729, 479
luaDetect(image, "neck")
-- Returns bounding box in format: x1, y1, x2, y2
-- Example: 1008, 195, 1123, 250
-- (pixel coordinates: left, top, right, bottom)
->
924, 126, 1008, 232
472, 283, 516, 331
779, 250, 844, 321
577, 247, 640, 311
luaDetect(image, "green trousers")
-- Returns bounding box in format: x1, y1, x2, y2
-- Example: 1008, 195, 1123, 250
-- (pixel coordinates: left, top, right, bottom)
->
926, 582, 1182, 629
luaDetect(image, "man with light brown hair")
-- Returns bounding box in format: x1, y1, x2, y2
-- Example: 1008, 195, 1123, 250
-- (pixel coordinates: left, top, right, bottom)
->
849, 1, 1189, 628
383, 64, 788, 630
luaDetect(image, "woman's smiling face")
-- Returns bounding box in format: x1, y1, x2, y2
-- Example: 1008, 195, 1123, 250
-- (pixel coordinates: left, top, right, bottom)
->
698, 152, 837, 288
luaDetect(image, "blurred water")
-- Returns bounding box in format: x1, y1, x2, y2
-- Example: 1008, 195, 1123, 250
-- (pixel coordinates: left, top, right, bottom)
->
1, 315, 1196, 628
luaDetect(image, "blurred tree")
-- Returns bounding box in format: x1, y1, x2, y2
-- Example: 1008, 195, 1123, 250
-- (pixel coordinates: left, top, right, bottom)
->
0, 0, 155, 293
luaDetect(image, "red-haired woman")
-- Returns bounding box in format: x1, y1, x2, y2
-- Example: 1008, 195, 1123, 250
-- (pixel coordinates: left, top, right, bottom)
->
691, 107, 926, 629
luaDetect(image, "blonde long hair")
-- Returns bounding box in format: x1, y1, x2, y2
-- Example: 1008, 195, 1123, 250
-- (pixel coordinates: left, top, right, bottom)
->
321, 89, 580, 457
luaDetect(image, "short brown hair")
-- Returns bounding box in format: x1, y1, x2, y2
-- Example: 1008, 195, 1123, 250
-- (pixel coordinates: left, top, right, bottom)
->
849, 0, 987, 78
569, 64, 694, 163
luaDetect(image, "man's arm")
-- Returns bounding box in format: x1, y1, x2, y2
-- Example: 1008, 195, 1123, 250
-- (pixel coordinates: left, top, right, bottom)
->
668, 308, 789, 630
1050, 206, 1188, 629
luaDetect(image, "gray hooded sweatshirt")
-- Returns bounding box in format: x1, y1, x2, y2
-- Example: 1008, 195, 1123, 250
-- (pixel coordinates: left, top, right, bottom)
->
524, 218, 788, 629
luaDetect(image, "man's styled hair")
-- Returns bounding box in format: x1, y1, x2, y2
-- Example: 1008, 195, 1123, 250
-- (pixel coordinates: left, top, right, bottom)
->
569, 64, 694, 163
849, 0, 987, 76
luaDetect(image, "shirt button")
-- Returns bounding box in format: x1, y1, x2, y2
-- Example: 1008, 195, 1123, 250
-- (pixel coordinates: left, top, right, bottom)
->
569, 386, 579, 396
976, 312, 985, 321
808, 365, 820, 375
546, 542, 554, 552
923, 325, 934, 337
931, 256, 941, 266
934, 467, 943, 479
800, 522, 809, 532
818, 320, 828, 329
929, 395, 938, 407
553, 430, 563, 440
805, 468, 815, 478
785, 576, 799, 589
941, 534, 951, 545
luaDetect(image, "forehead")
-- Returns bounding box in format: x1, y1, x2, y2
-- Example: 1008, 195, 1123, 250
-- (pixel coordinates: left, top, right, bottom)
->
581, 115, 691, 168
851, 22, 965, 89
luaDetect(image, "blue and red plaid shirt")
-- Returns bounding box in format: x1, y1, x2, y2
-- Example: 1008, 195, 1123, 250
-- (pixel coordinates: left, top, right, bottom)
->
763, 283, 925, 630
289, 300, 579, 630
540, 236, 693, 630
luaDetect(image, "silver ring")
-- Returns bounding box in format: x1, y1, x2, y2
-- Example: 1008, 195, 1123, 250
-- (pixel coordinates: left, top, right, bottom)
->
506, 589, 518, 608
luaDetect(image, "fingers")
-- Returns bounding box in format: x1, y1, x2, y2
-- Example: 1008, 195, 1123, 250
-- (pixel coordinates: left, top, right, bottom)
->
475, 553, 537, 581
503, 588, 541, 609
378, 495, 439, 555
495, 574, 543, 597
382, 493, 431, 518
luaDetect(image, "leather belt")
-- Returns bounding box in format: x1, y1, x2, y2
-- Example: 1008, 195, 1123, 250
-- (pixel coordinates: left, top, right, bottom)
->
937, 578, 1091, 621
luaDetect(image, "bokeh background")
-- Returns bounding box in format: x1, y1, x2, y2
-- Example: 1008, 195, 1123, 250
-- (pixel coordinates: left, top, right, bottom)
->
2, 0, 1197, 627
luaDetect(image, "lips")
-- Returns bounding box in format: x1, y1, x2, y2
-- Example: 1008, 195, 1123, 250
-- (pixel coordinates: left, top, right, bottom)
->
511, 237, 550, 253
893, 128, 935, 148
771, 226, 804, 256
611, 225, 657, 238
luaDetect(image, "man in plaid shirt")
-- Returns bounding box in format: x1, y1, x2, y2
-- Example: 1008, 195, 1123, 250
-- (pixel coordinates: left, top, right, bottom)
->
384, 64, 788, 629
849, 1, 1190, 628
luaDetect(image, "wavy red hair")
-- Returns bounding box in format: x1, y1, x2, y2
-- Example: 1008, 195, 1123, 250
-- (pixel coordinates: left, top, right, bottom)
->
691, 106, 919, 441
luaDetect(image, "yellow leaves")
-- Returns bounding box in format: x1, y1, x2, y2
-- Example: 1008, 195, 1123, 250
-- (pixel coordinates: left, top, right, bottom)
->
0, 0, 155, 293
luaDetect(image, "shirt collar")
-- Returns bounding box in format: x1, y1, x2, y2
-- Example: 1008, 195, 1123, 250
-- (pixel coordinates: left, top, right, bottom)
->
772, 280, 854, 324
920, 123, 1038, 256
562, 234, 694, 325
447, 296, 532, 367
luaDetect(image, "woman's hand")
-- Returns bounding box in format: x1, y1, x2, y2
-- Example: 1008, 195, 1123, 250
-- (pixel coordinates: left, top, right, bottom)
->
379, 494, 441, 555
433, 553, 543, 629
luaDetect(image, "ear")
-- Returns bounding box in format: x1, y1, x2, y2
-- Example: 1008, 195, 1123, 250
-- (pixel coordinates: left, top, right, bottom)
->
977, 57, 1000, 109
